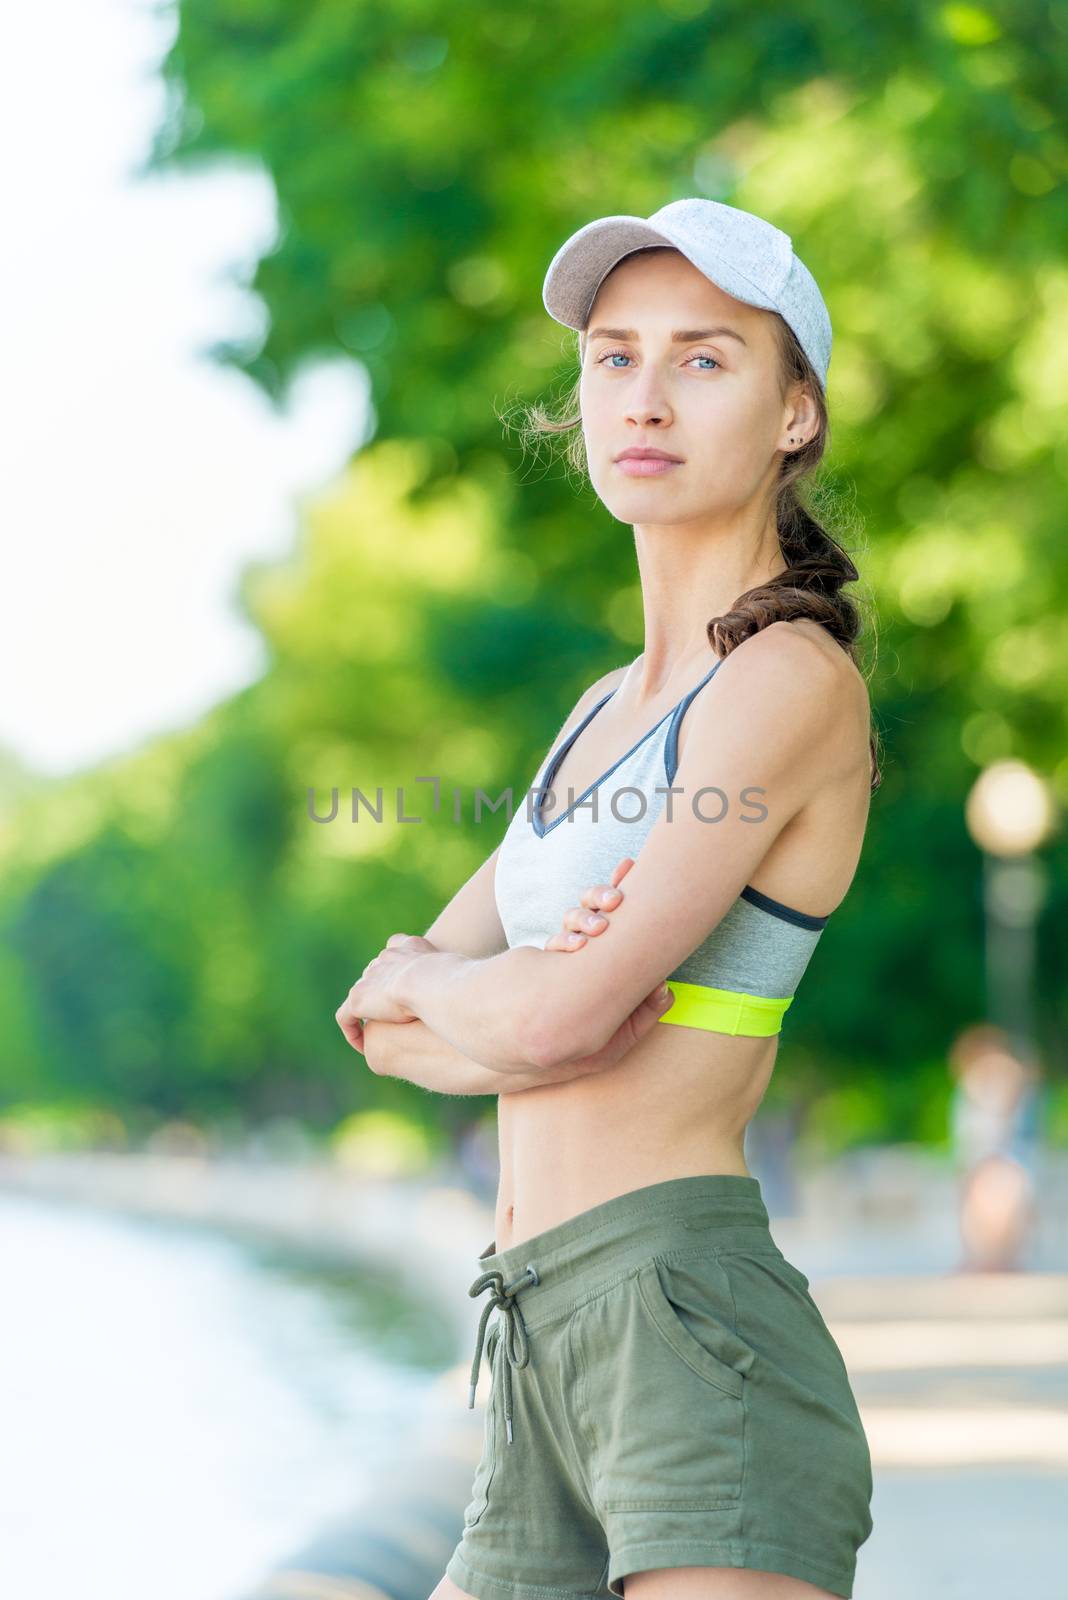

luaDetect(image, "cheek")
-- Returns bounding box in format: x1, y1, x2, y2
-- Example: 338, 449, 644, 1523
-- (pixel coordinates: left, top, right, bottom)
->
694, 393, 774, 464
578, 377, 605, 433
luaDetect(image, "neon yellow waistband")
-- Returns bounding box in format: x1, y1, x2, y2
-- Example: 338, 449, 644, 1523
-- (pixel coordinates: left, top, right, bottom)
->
656, 980, 794, 1037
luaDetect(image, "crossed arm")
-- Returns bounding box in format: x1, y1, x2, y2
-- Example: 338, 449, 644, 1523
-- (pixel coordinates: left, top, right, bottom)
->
358, 853, 649, 1097
349, 628, 849, 1094
358, 846, 534, 1097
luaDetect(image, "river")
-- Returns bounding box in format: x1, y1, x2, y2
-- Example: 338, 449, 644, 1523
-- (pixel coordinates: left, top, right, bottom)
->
0, 1189, 456, 1600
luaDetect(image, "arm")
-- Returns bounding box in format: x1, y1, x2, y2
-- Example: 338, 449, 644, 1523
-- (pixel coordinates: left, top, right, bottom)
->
365, 1013, 615, 1097
362, 844, 653, 1091
363, 852, 667, 1092
362, 843, 545, 1093
393, 628, 857, 1068
362, 668, 635, 1088
361, 842, 525, 1091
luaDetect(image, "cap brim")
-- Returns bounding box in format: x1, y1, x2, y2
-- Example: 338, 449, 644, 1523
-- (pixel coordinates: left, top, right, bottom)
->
542, 215, 683, 330
542, 212, 780, 332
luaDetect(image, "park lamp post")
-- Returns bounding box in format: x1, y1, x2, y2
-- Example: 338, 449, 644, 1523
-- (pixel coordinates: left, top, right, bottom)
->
964, 760, 1057, 1066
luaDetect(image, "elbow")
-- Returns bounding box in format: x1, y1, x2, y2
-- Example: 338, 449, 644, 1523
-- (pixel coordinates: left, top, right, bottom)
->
517, 1003, 605, 1073
512, 1002, 564, 1073
520, 1027, 566, 1073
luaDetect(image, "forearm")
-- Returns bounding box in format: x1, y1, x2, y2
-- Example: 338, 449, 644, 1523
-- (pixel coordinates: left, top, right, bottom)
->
364, 1017, 593, 1096
392, 947, 559, 1073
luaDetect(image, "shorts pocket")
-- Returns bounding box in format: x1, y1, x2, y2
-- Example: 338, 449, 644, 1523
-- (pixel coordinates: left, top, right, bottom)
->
637, 1255, 754, 1399
462, 1320, 501, 1529
588, 1254, 750, 1512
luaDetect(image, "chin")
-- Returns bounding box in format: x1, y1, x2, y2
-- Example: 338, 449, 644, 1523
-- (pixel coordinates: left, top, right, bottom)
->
595, 478, 682, 515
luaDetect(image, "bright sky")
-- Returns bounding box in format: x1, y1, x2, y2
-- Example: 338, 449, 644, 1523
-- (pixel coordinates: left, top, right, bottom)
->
0, 0, 367, 778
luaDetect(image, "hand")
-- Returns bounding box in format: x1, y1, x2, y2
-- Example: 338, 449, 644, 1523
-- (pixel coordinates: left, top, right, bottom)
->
335, 932, 433, 1054
543, 857, 634, 952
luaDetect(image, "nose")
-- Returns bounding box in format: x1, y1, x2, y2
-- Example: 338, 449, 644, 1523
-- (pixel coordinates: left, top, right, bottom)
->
624, 385, 672, 428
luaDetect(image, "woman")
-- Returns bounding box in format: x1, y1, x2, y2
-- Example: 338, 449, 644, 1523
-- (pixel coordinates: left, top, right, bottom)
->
337, 198, 880, 1600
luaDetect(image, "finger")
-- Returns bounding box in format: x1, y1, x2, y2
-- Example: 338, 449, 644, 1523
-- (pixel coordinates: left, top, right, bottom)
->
544, 930, 588, 951
335, 998, 364, 1049
646, 982, 675, 1021
335, 1004, 366, 1053
621, 984, 675, 1049
579, 858, 634, 913
579, 883, 621, 912
561, 905, 609, 935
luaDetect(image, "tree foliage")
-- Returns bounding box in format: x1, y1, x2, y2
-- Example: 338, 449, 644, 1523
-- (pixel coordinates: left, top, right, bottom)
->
3, 1, 1067, 1139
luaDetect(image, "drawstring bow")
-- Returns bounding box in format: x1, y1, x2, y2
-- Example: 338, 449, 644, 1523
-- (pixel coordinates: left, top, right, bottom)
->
467, 1261, 540, 1443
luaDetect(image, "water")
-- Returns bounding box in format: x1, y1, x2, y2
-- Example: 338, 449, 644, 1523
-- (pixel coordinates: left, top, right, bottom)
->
0, 1192, 453, 1600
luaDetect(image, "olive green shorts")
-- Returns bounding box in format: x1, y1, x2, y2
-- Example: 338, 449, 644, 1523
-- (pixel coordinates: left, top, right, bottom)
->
446, 1175, 873, 1600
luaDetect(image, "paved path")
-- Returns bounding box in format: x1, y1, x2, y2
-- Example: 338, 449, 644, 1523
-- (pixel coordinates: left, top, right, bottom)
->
5, 1147, 1065, 1598
805, 1269, 1068, 1599
758, 1146, 1068, 1600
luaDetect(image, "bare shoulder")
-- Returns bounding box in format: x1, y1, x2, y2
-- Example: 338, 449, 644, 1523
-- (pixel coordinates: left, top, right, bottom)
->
708, 620, 870, 771
552, 660, 631, 739
585, 659, 632, 699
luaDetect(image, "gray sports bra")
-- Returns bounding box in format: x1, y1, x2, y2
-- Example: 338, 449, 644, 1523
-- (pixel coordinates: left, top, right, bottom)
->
494, 657, 832, 1038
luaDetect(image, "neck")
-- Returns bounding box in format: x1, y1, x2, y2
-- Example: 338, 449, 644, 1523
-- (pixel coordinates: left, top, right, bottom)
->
629, 508, 785, 701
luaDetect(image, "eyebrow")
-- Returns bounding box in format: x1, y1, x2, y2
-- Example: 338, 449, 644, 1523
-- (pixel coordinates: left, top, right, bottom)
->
585, 325, 748, 348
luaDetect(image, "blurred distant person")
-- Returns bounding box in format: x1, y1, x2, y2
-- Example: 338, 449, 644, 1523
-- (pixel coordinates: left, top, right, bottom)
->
948, 1023, 1041, 1272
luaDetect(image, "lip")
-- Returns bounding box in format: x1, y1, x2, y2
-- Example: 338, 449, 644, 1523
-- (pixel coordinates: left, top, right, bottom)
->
614, 448, 683, 478
615, 447, 684, 461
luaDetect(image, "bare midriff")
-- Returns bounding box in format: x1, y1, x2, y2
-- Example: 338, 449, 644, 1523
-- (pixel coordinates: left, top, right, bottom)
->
493, 1024, 777, 1252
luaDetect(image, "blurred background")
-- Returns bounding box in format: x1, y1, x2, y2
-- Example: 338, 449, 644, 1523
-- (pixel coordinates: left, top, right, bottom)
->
2, 1, 1066, 1597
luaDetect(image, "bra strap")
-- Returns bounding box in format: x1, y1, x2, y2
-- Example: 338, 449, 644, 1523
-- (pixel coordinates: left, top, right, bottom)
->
664, 658, 724, 787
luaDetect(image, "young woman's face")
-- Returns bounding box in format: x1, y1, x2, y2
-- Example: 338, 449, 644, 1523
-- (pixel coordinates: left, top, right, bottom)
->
579, 248, 798, 526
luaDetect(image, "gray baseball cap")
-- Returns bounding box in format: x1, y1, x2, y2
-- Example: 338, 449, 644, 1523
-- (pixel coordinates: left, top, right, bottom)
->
542, 196, 832, 388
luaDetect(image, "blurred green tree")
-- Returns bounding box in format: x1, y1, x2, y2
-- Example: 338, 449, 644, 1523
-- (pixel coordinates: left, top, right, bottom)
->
3, 0, 1067, 1137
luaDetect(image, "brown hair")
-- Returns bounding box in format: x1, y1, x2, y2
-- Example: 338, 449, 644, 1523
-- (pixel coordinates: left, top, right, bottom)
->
509, 255, 883, 793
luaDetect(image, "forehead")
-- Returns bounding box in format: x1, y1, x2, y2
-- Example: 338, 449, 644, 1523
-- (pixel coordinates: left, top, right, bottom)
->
587, 247, 766, 341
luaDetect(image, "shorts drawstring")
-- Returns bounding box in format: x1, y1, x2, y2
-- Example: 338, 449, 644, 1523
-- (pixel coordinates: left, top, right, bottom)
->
467, 1261, 540, 1443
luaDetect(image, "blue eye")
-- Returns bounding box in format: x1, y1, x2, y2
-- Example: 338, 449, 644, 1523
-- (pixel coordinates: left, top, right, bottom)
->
595, 349, 721, 371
